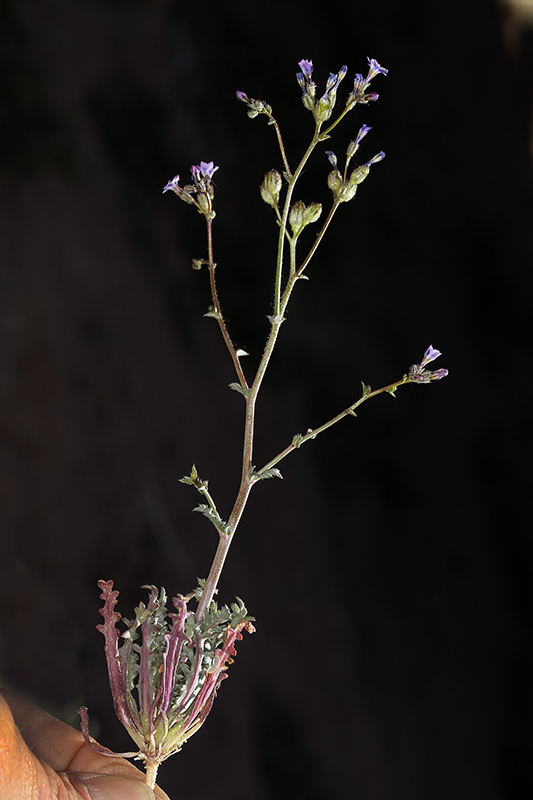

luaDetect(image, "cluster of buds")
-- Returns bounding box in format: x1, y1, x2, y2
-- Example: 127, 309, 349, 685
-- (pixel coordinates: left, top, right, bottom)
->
78, 580, 254, 779
297, 60, 348, 124
296, 57, 388, 124
235, 91, 273, 121
326, 123, 386, 204
163, 160, 219, 220
409, 346, 449, 383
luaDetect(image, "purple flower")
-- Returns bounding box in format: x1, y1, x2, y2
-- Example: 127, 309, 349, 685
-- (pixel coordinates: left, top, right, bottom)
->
428, 368, 449, 380
420, 345, 442, 367
353, 73, 364, 92
162, 173, 180, 194
364, 151, 386, 167
325, 150, 338, 168
236, 90, 249, 102
355, 124, 372, 146
298, 59, 313, 76
366, 58, 388, 80
409, 346, 449, 383
192, 161, 219, 181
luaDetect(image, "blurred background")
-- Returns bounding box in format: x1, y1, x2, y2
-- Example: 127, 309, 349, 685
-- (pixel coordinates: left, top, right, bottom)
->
0, 0, 532, 798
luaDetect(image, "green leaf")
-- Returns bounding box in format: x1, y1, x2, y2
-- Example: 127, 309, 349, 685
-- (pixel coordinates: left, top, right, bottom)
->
255, 467, 283, 481
229, 382, 250, 397
193, 504, 231, 536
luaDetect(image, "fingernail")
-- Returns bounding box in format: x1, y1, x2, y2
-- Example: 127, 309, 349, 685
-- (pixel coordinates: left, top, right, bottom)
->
78, 775, 156, 800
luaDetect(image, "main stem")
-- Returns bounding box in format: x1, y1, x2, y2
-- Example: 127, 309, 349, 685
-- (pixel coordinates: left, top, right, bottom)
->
196, 119, 347, 621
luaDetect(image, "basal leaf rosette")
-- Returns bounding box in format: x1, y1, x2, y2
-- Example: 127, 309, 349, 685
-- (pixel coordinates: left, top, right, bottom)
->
78, 580, 254, 774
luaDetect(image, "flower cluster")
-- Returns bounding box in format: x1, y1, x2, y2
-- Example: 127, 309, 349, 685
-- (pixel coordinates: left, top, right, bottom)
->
163, 161, 219, 220
78, 580, 254, 775
409, 346, 449, 383
296, 57, 388, 123
324, 123, 386, 204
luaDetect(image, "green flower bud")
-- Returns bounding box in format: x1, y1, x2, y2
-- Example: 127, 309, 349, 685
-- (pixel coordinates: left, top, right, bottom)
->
327, 170, 343, 197
339, 183, 358, 203
314, 95, 334, 124
289, 200, 305, 235
197, 192, 215, 219
260, 170, 282, 207
302, 202, 322, 225
349, 165, 370, 185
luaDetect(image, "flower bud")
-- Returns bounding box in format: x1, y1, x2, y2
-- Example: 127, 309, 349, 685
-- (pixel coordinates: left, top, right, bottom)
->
349, 165, 370, 185
302, 202, 322, 225
260, 170, 282, 207
339, 183, 358, 203
289, 200, 305, 235
327, 169, 343, 196
197, 192, 214, 218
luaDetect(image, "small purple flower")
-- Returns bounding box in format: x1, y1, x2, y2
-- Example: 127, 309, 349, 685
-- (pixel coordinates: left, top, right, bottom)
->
409, 346, 449, 383
236, 90, 249, 102
428, 368, 449, 380
366, 58, 388, 80
325, 150, 338, 169
298, 59, 313, 77
420, 345, 442, 367
192, 161, 219, 181
355, 124, 372, 146
364, 151, 386, 167
353, 73, 364, 92
162, 173, 180, 194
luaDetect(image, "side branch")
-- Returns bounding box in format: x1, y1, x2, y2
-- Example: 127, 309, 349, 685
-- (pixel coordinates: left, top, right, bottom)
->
205, 218, 249, 389
255, 375, 411, 477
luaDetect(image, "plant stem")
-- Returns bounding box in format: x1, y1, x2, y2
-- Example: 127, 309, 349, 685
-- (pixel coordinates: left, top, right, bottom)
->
206, 218, 249, 390
196, 118, 370, 620
256, 376, 410, 476
145, 762, 159, 790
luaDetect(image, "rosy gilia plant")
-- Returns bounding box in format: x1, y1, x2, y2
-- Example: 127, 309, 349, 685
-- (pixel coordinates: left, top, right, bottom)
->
78, 57, 447, 791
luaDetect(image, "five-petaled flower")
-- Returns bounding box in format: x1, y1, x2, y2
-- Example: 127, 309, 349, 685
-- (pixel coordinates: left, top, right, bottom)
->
298, 59, 313, 77
192, 161, 219, 181
366, 58, 388, 80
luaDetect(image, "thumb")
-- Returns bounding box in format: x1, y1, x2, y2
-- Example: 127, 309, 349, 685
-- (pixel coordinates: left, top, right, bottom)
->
75, 774, 156, 800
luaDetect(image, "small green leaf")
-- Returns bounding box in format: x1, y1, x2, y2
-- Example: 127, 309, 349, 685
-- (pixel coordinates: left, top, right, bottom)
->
229, 382, 250, 397
256, 467, 283, 481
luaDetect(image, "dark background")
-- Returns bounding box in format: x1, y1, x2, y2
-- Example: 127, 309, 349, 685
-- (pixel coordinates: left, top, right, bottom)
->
1, 1, 532, 798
